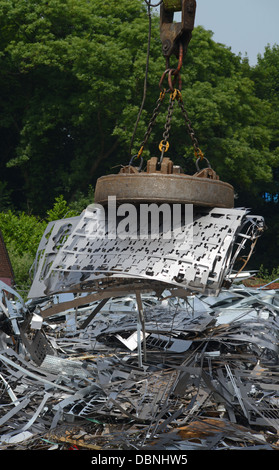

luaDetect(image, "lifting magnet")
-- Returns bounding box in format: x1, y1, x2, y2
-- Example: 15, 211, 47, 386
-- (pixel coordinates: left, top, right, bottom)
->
94, 157, 234, 208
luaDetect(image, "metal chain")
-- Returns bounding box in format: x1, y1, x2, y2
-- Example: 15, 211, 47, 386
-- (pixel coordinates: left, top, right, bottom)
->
131, 90, 166, 165
129, 0, 206, 170
162, 94, 175, 143
159, 92, 176, 162
132, 87, 207, 169
176, 93, 204, 160
159, 89, 210, 168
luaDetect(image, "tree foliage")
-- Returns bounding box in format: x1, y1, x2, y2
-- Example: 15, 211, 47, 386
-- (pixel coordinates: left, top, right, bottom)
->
0, 0, 278, 271
0, 0, 160, 213
0, 193, 89, 295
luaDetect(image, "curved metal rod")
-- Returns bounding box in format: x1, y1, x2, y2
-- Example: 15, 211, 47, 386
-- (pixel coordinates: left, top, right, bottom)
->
160, 42, 184, 91
168, 69, 182, 91
129, 154, 144, 171
195, 157, 211, 171
159, 68, 171, 90
165, 42, 184, 74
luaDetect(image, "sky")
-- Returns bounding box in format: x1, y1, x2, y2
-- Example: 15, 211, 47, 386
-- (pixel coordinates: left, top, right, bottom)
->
156, 0, 279, 66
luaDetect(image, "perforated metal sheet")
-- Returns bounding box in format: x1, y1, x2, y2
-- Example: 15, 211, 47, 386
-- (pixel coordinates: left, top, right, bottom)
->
28, 205, 264, 299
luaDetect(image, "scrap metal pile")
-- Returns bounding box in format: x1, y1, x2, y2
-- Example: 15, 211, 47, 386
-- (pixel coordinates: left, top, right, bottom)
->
1, 0, 276, 452
1, 266, 279, 449
0, 202, 276, 450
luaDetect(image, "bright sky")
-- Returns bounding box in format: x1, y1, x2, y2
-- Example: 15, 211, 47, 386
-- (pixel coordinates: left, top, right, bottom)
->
157, 0, 279, 66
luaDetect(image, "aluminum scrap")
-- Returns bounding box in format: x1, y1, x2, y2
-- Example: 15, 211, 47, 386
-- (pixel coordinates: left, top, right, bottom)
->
1, 279, 279, 450
27, 205, 264, 299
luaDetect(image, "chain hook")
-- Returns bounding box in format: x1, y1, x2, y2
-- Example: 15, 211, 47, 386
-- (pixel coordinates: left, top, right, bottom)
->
195, 156, 211, 172
160, 43, 184, 92
129, 154, 144, 171
158, 140, 170, 164
165, 42, 184, 75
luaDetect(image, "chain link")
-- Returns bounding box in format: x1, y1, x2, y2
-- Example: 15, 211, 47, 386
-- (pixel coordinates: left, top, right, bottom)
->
133, 87, 207, 169
158, 89, 206, 165
176, 93, 204, 160
133, 90, 166, 162
162, 93, 175, 143
159, 91, 176, 162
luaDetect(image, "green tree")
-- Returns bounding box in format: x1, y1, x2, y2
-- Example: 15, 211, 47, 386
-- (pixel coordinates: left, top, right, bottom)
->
162, 27, 278, 193
251, 44, 279, 172
116, 26, 279, 197
0, 0, 278, 223
0, 193, 86, 295
0, 210, 46, 295
0, 0, 163, 214
245, 44, 279, 271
